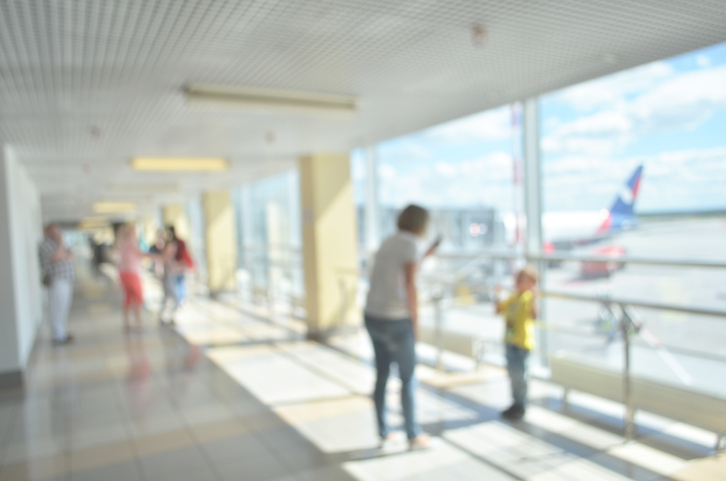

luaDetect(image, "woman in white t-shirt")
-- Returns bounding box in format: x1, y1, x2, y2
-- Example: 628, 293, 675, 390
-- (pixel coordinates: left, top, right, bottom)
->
364, 204, 438, 449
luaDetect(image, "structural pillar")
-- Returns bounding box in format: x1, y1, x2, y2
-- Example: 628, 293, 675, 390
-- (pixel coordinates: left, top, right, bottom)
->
202, 190, 238, 294
299, 153, 359, 339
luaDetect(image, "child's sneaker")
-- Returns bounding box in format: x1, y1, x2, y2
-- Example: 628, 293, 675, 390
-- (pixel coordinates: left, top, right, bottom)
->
500, 405, 526, 421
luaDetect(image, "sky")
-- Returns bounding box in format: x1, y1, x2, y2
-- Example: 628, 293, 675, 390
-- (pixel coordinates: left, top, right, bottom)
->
353, 41, 726, 214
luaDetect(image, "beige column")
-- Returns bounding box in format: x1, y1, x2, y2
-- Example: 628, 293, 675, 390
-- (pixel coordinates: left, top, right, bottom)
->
162, 204, 191, 241
202, 190, 238, 294
299, 153, 359, 339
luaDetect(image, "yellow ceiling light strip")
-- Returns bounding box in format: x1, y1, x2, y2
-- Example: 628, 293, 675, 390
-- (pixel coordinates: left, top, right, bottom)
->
92, 201, 137, 213
77, 217, 110, 230
130, 157, 229, 172
78, 216, 109, 225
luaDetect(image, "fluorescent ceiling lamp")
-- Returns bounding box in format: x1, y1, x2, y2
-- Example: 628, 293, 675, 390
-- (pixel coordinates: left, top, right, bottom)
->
79, 216, 109, 224
92, 201, 137, 213
131, 157, 228, 171
186, 84, 357, 115
78, 217, 110, 230
108, 183, 180, 194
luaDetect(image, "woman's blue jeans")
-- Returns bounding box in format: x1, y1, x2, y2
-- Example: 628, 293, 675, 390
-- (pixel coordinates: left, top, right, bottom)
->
364, 315, 420, 440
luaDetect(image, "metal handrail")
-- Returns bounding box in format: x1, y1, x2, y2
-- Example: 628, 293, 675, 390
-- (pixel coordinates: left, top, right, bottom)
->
417, 277, 726, 319
542, 289, 726, 319
434, 251, 726, 269
239, 245, 301, 252
528, 253, 726, 270
420, 275, 726, 444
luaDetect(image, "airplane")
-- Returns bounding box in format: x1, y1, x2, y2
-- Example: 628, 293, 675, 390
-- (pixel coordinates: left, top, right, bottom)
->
541, 164, 643, 253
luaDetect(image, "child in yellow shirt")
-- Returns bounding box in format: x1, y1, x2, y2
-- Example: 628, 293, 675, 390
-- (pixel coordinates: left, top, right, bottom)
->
495, 265, 539, 420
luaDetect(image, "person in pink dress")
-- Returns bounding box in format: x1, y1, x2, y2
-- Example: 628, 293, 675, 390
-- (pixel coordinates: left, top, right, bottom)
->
116, 225, 153, 331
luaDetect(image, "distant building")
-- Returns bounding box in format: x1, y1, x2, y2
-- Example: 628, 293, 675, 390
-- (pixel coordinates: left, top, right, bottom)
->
359, 205, 506, 255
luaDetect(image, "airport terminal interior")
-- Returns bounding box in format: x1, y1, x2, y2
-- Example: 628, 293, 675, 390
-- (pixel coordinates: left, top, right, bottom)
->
1, 1, 726, 480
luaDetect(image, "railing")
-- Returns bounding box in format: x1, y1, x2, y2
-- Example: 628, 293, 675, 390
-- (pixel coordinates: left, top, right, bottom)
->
418, 251, 726, 443
233, 245, 726, 445
237, 247, 305, 318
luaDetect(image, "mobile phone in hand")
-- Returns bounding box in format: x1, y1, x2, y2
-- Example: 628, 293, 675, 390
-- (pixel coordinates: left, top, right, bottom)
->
430, 235, 442, 249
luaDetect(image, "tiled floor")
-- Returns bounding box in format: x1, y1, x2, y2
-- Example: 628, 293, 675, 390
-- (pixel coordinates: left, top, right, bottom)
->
0, 273, 724, 481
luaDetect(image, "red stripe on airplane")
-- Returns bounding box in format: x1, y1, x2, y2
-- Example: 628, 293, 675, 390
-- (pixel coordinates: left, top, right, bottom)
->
597, 213, 613, 234
632, 176, 642, 200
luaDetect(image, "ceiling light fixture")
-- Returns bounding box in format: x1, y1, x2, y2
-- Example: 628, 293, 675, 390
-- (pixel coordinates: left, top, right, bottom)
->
130, 157, 229, 172
185, 84, 357, 116
77, 216, 110, 230
78, 216, 109, 224
108, 183, 180, 194
92, 201, 137, 214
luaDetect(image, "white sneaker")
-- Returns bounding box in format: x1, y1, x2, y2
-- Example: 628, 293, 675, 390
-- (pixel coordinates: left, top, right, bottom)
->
409, 434, 433, 450
380, 432, 403, 449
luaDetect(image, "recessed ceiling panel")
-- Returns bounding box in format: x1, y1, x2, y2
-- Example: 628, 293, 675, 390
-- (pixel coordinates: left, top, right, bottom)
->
0, 0, 725, 220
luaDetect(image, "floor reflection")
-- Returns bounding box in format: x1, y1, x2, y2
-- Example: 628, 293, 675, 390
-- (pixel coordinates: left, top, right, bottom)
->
0, 273, 722, 481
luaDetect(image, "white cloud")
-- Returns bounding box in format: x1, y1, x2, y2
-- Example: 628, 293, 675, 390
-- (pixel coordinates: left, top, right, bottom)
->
543, 156, 615, 176
641, 146, 726, 182
378, 164, 397, 181
351, 157, 366, 181
543, 147, 726, 211
696, 55, 711, 67
459, 151, 512, 180
432, 151, 513, 181
434, 162, 458, 178
379, 139, 433, 162
555, 61, 674, 111
629, 66, 726, 129
427, 106, 511, 143
542, 110, 634, 155
543, 66, 726, 155
380, 152, 514, 209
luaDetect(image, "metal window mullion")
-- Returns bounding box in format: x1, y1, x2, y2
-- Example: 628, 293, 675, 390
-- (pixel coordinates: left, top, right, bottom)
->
522, 97, 547, 367
364, 145, 380, 261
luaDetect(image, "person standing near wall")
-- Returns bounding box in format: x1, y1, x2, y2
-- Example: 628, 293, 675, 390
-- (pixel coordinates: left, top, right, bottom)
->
39, 224, 75, 345
364, 204, 439, 450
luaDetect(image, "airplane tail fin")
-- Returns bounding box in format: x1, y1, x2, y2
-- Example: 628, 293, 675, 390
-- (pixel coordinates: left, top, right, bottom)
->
610, 164, 643, 217
596, 164, 643, 236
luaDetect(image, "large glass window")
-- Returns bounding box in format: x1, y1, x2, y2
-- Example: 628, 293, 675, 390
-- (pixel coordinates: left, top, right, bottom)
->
186, 197, 207, 288
352, 105, 524, 369
376, 105, 518, 252
539, 41, 726, 395
233, 171, 304, 317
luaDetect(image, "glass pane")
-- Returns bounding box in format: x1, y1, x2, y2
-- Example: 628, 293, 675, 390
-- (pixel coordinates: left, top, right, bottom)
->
539, 41, 726, 394
233, 170, 304, 318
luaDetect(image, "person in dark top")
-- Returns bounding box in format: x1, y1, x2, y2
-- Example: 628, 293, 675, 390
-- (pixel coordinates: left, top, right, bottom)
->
167, 226, 192, 305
